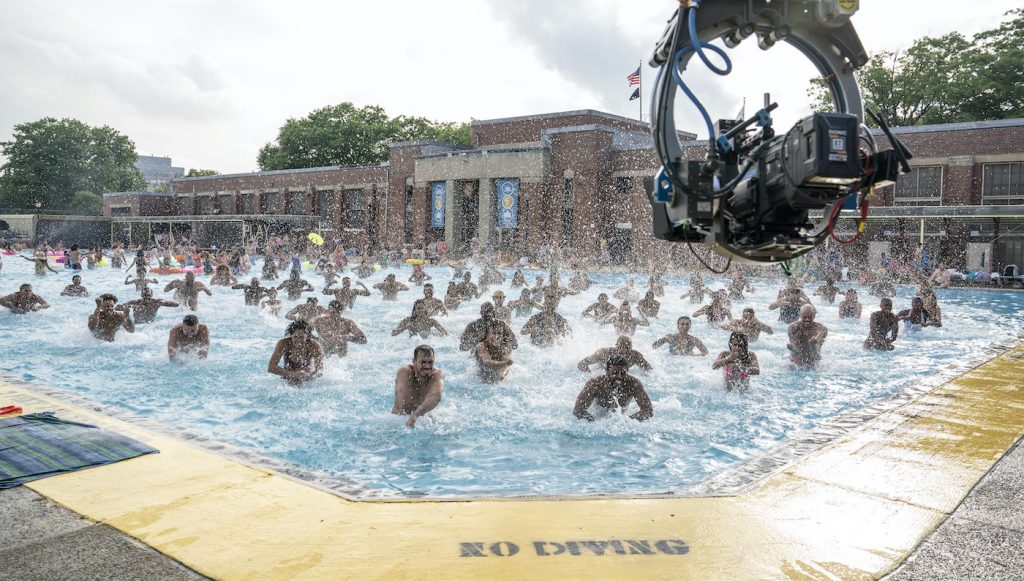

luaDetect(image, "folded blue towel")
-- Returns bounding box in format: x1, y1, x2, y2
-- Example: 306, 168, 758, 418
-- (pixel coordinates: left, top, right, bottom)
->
0, 412, 158, 489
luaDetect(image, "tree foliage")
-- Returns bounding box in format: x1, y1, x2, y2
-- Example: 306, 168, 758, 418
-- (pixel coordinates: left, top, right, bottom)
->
186, 168, 220, 177
68, 191, 103, 215
807, 9, 1024, 126
257, 102, 472, 171
0, 118, 146, 211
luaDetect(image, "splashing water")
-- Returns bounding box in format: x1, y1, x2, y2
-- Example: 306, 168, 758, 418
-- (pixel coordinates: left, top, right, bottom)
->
1, 256, 1021, 497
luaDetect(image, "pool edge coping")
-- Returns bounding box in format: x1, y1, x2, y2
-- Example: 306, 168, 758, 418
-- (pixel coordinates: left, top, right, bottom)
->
0, 342, 1022, 579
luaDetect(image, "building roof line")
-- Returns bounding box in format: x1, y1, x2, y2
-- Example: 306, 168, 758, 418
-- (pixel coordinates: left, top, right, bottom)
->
470, 109, 650, 129
172, 162, 390, 182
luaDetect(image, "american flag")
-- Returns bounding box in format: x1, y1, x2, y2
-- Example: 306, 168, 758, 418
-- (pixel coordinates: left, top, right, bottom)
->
627, 67, 641, 87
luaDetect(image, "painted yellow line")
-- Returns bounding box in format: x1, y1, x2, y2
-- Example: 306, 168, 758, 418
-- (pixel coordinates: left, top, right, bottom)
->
3, 344, 1023, 580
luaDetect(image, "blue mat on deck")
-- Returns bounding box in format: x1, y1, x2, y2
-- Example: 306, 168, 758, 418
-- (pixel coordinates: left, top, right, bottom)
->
0, 412, 159, 489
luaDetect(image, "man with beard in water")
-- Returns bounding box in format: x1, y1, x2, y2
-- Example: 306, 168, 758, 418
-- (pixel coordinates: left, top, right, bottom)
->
88, 294, 135, 341
392, 344, 445, 428
118, 287, 179, 324
312, 300, 367, 357
267, 320, 324, 385
573, 356, 653, 422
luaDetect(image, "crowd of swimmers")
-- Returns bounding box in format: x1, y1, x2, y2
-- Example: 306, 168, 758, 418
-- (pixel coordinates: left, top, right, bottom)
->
1, 239, 948, 429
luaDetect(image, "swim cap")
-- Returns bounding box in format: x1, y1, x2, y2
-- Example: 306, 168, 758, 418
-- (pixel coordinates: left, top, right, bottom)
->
183, 315, 198, 326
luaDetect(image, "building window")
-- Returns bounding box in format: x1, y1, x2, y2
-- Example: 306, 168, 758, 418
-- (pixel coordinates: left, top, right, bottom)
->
218, 194, 233, 214
561, 177, 574, 247
318, 191, 334, 222
111, 206, 132, 217
894, 165, 942, 206
242, 194, 256, 214
404, 186, 415, 245
617, 176, 633, 195
982, 162, 1024, 205
177, 197, 193, 215
288, 191, 307, 215
263, 193, 280, 213
344, 189, 365, 230
197, 196, 214, 215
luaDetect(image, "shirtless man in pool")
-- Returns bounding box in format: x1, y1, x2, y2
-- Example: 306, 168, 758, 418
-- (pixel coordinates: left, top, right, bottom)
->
167, 314, 210, 361
267, 320, 324, 385
652, 316, 709, 356
392, 345, 445, 428
864, 298, 899, 350
787, 304, 828, 369
573, 356, 653, 422
164, 272, 212, 311
312, 300, 367, 357
118, 287, 179, 324
87, 294, 135, 341
0, 283, 50, 314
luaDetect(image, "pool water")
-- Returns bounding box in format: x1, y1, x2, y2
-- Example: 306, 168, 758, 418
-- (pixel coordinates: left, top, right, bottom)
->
1, 255, 1022, 497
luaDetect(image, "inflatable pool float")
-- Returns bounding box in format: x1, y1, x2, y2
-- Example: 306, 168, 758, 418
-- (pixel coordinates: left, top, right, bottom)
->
374, 264, 382, 271
302, 261, 316, 270
152, 267, 184, 275
405, 259, 427, 266
1, 250, 15, 256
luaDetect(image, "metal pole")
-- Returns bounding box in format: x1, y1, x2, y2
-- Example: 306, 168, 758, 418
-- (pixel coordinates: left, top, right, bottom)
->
638, 60, 643, 123
919, 218, 924, 245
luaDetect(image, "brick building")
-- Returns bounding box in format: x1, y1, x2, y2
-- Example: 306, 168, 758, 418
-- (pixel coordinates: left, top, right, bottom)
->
103, 111, 1024, 270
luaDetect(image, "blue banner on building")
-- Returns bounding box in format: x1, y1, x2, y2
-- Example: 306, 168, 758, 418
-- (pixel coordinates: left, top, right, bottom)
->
495, 178, 519, 228
431, 182, 446, 227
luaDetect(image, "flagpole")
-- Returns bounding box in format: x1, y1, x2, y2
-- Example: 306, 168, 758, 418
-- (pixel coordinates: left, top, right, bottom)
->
638, 61, 643, 123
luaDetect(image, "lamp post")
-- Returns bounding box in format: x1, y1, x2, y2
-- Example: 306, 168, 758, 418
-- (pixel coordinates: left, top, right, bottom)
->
33, 200, 42, 244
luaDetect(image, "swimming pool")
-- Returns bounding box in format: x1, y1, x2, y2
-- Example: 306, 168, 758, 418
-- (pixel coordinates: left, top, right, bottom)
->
2, 256, 1022, 497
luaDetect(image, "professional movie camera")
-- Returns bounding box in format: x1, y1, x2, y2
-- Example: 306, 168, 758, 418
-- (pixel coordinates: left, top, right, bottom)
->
646, 0, 913, 267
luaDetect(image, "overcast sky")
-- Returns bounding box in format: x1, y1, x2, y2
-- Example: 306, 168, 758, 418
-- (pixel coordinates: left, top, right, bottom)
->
0, 1, 1018, 174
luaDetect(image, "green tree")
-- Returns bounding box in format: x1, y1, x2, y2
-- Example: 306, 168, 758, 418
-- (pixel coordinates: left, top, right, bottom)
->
0, 118, 145, 211
257, 103, 471, 170
806, 9, 1023, 126
956, 8, 1024, 121
186, 168, 220, 177
68, 191, 103, 215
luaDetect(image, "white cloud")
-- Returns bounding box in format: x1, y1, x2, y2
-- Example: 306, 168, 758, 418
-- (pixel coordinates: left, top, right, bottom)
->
0, 1, 1019, 175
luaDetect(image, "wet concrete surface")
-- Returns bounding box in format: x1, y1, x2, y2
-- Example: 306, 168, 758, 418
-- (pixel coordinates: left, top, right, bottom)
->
0, 486, 204, 580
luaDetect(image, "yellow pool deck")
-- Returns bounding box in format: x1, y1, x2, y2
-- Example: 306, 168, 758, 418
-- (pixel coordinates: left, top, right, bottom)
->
3, 343, 1024, 580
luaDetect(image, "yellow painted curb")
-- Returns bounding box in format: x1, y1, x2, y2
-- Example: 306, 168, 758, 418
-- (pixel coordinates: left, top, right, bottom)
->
2, 344, 1022, 580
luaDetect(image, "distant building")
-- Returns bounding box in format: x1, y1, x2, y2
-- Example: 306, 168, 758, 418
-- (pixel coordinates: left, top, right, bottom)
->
103, 111, 1024, 270
135, 156, 184, 191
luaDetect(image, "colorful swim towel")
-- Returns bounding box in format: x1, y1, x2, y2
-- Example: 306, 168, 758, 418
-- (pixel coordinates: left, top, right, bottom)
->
0, 412, 158, 489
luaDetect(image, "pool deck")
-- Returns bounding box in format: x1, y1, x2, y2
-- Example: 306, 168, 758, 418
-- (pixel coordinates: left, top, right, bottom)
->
1, 343, 1023, 580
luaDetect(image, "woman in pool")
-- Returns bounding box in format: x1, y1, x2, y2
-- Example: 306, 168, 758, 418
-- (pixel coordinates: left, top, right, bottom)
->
267, 320, 324, 385
712, 332, 760, 392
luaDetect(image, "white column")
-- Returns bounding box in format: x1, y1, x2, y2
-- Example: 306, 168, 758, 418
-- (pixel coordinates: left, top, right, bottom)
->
478, 178, 494, 248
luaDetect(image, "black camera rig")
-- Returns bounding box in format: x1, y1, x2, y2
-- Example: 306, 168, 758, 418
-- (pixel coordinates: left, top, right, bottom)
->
646, 0, 913, 266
